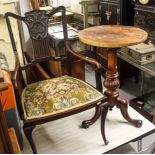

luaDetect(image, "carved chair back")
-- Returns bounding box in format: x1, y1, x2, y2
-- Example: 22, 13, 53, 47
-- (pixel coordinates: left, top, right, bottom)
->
5, 6, 68, 63
25, 10, 50, 59
5, 6, 69, 118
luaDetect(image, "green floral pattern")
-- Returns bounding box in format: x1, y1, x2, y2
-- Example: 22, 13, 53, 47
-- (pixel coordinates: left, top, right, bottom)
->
22, 76, 103, 120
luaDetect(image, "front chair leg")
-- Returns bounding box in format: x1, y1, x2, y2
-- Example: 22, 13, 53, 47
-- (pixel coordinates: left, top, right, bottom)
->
81, 103, 102, 129
24, 125, 37, 154
101, 102, 109, 145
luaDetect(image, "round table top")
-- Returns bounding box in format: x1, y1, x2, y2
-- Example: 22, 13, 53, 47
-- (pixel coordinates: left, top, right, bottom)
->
78, 25, 148, 48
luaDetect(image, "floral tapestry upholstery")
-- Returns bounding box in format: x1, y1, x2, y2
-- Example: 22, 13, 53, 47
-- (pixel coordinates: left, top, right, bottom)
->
22, 76, 104, 120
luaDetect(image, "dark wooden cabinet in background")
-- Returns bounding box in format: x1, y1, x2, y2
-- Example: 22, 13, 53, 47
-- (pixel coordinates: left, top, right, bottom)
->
129, 3, 155, 123
134, 4, 155, 44
100, 0, 134, 25
100, 1, 119, 25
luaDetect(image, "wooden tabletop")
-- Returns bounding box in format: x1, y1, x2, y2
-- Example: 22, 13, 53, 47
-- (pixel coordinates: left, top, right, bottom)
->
78, 25, 148, 48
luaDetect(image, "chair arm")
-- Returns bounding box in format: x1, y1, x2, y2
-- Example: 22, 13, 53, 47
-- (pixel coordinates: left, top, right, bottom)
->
24, 52, 50, 80
35, 64, 50, 80
66, 43, 102, 69
11, 53, 20, 88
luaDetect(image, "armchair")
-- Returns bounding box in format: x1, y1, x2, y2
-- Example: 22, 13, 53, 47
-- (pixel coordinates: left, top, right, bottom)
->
5, 6, 107, 153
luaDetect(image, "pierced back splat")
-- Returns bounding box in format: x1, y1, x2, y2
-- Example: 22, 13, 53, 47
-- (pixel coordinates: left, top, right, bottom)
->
24, 10, 50, 60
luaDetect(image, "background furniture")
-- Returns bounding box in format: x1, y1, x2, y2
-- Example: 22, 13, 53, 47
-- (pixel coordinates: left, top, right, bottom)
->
100, 0, 134, 25
6, 7, 107, 153
51, 11, 74, 24
118, 3, 155, 123
0, 52, 23, 149
70, 0, 100, 29
0, 67, 21, 154
79, 0, 100, 28
134, 4, 155, 44
118, 53, 155, 124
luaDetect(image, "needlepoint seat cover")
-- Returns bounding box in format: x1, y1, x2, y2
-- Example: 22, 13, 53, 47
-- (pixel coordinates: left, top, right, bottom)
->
22, 76, 104, 120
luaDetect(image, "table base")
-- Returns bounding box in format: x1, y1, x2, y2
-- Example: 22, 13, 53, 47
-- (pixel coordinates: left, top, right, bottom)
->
81, 49, 142, 145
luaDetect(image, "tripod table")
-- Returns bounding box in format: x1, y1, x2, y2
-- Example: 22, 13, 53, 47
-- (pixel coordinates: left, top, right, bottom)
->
78, 25, 148, 144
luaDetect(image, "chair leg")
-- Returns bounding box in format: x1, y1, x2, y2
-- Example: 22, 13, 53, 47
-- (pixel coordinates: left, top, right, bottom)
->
101, 103, 109, 145
81, 103, 102, 129
23, 125, 37, 154
95, 68, 103, 92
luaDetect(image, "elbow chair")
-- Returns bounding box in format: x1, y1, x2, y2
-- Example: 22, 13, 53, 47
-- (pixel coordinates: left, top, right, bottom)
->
5, 6, 107, 153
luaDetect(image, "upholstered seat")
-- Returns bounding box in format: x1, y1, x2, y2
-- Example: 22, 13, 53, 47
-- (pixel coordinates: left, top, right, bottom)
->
22, 76, 103, 120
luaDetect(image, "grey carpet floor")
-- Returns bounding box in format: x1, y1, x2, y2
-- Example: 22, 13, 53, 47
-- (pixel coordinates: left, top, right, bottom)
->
21, 64, 155, 154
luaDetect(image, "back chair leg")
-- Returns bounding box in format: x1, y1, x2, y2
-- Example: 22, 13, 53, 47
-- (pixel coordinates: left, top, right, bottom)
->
23, 125, 37, 154
95, 68, 103, 92
81, 103, 102, 128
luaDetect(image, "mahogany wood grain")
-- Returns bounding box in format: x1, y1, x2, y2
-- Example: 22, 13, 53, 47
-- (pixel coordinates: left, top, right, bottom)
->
79, 25, 148, 48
